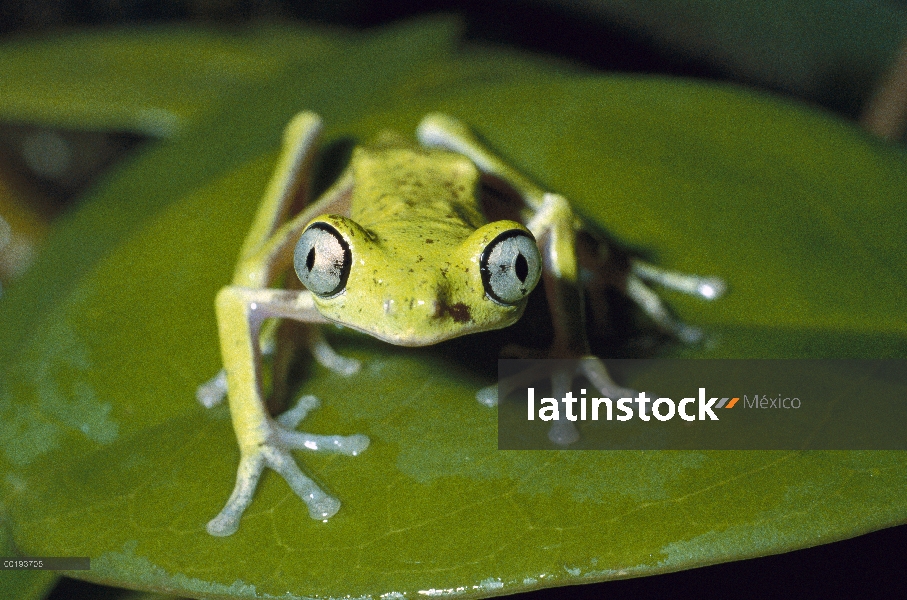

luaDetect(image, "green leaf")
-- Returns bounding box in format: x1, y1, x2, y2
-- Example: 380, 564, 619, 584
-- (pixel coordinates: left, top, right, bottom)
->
2, 23, 906, 600
0, 25, 342, 136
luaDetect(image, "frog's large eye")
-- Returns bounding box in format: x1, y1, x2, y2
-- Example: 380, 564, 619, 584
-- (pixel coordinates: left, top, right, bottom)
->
480, 230, 542, 305
294, 223, 351, 298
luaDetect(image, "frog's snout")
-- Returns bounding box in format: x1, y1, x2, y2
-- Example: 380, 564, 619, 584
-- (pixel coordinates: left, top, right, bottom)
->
431, 297, 472, 324
380, 286, 471, 325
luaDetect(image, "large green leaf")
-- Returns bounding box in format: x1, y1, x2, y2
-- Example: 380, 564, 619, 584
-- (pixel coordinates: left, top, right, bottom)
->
0, 24, 342, 136
1, 23, 906, 600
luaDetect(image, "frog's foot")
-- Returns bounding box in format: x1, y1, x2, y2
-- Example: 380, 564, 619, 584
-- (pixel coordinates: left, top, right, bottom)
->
628, 260, 725, 344
478, 356, 636, 446
546, 358, 637, 445
206, 395, 369, 537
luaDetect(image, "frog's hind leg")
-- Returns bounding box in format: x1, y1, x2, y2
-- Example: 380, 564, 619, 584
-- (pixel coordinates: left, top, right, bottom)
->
238, 112, 324, 267
418, 116, 599, 444
626, 260, 726, 344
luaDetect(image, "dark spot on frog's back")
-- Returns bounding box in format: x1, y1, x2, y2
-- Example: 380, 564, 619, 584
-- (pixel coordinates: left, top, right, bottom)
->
433, 300, 472, 323
425, 238, 434, 244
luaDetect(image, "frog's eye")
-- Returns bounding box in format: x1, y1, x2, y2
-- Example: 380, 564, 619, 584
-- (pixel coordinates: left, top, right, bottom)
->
294, 223, 352, 298
480, 230, 542, 305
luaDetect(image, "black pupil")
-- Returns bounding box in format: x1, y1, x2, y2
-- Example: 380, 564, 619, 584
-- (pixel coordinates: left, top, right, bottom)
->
306, 247, 316, 272
514, 252, 528, 283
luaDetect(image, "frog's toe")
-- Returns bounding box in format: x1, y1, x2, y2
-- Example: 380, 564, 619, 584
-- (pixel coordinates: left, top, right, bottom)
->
625, 268, 722, 343
265, 446, 342, 520
675, 323, 704, 345
207, 506, 247, 537
579, 358, 637, 398
548, 421, 580, 446
631, 260, 726, 301
206, 453, 266, 537
311, 335, 361, 376
273, 396, 369, 454
196, 369, 228, 408
207, 512, 241, 537
306, 495, 341, 520
275, 427, 370, 456
276, 394, 320, 428
338, 434, 370, 455
476, 385, 498, 407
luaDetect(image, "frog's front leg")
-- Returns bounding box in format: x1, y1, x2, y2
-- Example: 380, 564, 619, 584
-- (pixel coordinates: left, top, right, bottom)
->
203, 111, 365, 536
207, 286, 368, 537
523, 192, 641, 444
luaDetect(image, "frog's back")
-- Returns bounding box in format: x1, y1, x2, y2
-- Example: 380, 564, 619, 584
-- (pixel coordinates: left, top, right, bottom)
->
349, 143, 486, 241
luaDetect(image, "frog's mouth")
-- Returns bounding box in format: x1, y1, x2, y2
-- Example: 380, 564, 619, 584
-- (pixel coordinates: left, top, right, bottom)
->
324, 300, 524, 347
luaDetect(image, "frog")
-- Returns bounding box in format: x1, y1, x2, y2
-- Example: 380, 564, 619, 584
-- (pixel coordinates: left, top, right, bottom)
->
196, 111, 724, 537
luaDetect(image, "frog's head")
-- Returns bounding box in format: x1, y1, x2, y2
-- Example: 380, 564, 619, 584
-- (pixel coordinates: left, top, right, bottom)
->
293, 215, 542, 346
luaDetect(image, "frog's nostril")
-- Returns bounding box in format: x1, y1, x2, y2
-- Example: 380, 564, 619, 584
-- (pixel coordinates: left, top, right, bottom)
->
432, 298, 472, 323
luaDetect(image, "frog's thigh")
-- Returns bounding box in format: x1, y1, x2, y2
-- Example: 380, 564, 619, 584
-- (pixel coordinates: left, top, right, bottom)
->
239, 111, 324, 265
417, 113, 546, 208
